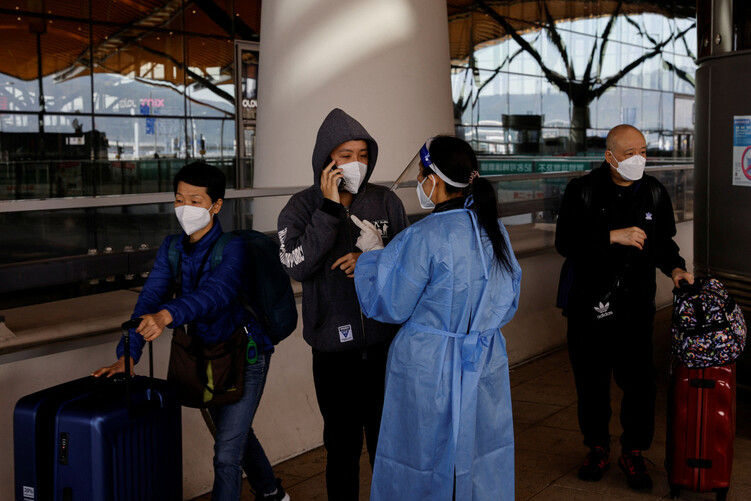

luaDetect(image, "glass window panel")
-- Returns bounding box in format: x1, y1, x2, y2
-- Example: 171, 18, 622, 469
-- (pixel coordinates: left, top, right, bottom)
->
0, 115, 96, 200
657, 133, 674, 155
474, 41, 508, 72
541, 127, 571, 155
645, 131, 661, 155
508, 75, 541, 116
659, 51, 675, 92
673, 55, 696, 94
643, 14, 666, 39
596, 86, 621, 130
42, 20, 92, 113
451, 66, 477, 126
641, 90, 661, 130
619, 15, 642, 44
620, 43, 644, 88
185, 37, 235, 118
587, 128, 607, 153
674, 95, 694, 131
540, 29, 568, 76
541, 80, 570, 129
598, 39, 621, 82
93, 29, 185, 115
679, 23, 697, 57
569, 15, 598, 38
662, 91, 675, 131
620, 88, 642, 126
598, 12, 622, 42
0, 77, 39, 113
642, 52, 662, 90
477, 70, 507, 125
0, 113, 37, 133
476, 124, 505, 155
508, 32, 542, 77
0, 13, 42, 112
96, 115, 186, 160
187, 118, 236, 177
571, 33, 596, 79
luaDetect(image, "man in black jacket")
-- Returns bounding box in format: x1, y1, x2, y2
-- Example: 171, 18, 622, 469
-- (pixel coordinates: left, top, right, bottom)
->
277, 108, 409, 500
555, 124, 693, 490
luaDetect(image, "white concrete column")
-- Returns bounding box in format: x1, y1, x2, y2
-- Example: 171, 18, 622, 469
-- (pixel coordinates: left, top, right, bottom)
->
244, 0, 456, 471
254, 0, 454, 196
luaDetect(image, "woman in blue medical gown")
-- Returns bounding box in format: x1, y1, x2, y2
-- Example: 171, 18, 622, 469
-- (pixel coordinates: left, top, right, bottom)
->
354, 136, 522, 500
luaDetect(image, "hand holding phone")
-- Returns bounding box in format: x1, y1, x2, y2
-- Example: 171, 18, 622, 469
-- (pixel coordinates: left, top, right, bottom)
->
321, 159, 343, 203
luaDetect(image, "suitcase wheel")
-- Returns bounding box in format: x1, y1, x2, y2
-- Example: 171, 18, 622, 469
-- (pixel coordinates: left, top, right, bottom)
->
669, 484, 680, 499
716, 488, 728, 501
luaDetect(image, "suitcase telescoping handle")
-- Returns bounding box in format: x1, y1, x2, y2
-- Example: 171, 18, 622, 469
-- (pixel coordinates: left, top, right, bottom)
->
121, 318, 155, 418
121, 318, 154, 379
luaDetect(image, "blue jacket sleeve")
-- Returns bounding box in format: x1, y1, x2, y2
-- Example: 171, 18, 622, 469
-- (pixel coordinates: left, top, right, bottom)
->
117, 236, 176, 364
354, 227, 429, 324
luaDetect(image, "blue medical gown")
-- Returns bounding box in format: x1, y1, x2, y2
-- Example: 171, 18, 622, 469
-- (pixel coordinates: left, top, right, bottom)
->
354, 208, 522, 501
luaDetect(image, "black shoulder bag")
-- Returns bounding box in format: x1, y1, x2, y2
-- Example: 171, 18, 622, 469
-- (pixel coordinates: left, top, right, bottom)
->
166, 238, 248, 408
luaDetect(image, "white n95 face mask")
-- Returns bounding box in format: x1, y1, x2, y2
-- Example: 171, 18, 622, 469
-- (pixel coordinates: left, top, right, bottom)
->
416, 175, 436, 210
610, 153, 646, 181
337, 161, 368, 194
175, 204, 213, 235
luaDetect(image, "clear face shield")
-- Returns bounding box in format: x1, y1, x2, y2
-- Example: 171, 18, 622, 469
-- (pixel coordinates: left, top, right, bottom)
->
389, 148, 425, 192
389, 141, 433, 214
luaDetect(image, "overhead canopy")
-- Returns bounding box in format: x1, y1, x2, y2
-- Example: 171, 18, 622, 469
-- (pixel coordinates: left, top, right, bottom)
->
0, 0, 260, 84
447, 0, 696, 63
0, 1, 694, 83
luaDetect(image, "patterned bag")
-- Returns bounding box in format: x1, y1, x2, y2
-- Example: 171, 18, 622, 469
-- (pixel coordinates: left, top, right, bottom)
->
671, 277, 746, 368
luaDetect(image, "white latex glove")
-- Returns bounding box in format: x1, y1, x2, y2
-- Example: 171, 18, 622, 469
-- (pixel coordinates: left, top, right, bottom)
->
351, 215, 384, 252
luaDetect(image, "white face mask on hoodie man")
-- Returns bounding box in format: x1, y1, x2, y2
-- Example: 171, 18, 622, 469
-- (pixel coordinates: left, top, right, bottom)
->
337, 161, 368, 194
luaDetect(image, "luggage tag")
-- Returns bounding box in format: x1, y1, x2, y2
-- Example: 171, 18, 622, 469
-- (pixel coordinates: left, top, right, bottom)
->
244, 325, 258, 364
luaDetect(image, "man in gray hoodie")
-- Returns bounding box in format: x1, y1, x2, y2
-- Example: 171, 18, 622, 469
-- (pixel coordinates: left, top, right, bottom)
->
278, 108, 409, 500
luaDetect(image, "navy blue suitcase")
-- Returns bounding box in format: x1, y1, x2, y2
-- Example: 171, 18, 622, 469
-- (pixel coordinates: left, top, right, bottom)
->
14, 320, 183, 501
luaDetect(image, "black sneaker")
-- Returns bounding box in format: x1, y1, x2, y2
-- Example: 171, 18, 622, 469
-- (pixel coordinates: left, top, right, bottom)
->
255, 478, 290, 501
578, 446, 610, 481
618, 450, 653, 490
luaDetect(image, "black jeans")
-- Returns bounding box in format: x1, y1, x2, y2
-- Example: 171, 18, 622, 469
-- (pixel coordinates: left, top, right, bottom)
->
312, 342, 389, 501
567, 310, 657, 453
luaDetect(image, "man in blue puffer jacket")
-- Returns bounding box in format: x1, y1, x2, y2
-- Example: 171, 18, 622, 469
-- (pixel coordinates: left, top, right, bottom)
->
94, 162, 289, 501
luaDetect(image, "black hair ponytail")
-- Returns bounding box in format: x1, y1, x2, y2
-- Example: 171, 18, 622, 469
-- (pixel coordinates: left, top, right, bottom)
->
428, 136, 513, 272
469, 176, 513, 272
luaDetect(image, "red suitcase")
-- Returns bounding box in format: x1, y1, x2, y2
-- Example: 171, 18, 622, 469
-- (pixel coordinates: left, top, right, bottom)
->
666, 362, 736, 501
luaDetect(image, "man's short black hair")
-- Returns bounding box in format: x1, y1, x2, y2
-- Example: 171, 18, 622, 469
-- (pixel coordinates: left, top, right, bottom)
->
173, 161, 226, 202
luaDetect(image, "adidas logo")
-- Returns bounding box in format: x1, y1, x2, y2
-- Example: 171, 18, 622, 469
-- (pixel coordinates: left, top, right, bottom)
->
594, 301, 614, 319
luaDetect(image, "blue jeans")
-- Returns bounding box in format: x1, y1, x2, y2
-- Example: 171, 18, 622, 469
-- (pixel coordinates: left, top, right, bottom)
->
209, 352, 277, 501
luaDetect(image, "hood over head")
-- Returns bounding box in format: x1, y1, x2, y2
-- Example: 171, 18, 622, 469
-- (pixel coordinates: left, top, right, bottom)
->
311, 108, 378, 190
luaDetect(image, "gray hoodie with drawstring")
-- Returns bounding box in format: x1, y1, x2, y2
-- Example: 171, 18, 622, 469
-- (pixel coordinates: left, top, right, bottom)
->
277, 108, 409, 352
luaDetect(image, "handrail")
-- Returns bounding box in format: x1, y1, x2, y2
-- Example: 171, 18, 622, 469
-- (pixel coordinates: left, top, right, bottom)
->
0, 164, 693, 213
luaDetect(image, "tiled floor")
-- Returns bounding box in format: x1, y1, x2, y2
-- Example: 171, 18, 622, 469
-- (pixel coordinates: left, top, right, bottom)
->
193, 308, 751, 500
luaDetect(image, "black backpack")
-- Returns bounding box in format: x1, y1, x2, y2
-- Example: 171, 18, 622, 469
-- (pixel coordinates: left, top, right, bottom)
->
168, 230, 298, 344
